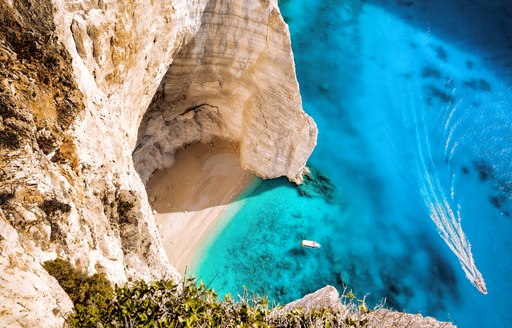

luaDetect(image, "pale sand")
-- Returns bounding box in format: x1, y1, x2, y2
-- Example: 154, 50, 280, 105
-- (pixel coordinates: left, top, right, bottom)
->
147, 140, 255, 274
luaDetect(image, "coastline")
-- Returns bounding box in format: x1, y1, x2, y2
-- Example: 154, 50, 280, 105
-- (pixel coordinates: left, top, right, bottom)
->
147, 140, 255, 275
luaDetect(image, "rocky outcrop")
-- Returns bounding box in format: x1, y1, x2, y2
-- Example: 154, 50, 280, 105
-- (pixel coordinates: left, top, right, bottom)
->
133, 0, 317, 184
281, 285, 341, 311
280, 286, 456, 328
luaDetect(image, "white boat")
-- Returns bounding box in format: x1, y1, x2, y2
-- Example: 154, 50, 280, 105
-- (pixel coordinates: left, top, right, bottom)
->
301, 240, 321, 248
474, 278, 488, 295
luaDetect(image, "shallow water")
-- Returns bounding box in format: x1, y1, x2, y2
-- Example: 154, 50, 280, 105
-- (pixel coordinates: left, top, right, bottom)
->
195, 1, 512, 326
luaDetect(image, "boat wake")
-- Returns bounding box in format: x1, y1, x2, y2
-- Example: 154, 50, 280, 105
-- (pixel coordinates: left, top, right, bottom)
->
409, 90, 487, 295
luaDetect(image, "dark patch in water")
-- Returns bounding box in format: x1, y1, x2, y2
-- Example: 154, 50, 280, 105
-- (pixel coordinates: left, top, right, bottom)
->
297, 164, 335, 203
461, 166, 470, 175
489, 195, 502, 209
288, 247, 306, 257
478, 78, 492, 92
433, 45, 448, 61
291, 212, 302, 219
403, 286, 414, 298
463, 79, 478, 89
427, 85, 454, 103
397, 0, 414, 7
422, 67, 442, 79
473, 160, 494, 181
471, 101, 481, 108
490, 180, 512, 217
463, 78, 492, 92
390, 283, 401, 295
463, 79, 492, 92
431, 254, 457, 286
385, 297, 401, 311
319, 82, 330, 92
466, 60, 475, 70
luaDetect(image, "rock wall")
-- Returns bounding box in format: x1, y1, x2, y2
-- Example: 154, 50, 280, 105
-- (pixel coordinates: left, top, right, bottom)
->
133, 0, 317, 184
280, 286, 456, 328
0, 0, 315, 325
1, 0, 209, 325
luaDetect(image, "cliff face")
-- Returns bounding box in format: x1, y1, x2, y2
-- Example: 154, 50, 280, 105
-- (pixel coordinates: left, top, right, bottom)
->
133, 0, 317, 184
0, 0, 316, 326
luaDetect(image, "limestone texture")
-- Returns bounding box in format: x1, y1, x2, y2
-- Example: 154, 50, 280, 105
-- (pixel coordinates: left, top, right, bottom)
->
133, 0, 317, 184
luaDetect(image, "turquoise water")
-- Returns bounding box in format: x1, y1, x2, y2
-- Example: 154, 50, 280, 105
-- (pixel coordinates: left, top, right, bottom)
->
195, 1, 512, 326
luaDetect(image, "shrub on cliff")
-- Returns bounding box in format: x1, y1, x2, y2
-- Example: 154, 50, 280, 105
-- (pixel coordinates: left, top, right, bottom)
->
44, 259, 378, 327
43, 259, 113, 326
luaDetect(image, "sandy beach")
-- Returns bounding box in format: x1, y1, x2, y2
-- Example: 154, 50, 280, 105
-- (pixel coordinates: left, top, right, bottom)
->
147, 140, 254, 274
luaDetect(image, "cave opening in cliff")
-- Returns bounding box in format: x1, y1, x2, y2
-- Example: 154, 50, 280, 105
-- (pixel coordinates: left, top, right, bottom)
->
133, 127, 253, 273
144, 138, 252, 214
132, 76, 254, 273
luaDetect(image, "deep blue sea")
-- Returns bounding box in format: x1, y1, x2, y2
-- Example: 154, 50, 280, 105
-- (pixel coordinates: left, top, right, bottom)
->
194, 1, 512, 327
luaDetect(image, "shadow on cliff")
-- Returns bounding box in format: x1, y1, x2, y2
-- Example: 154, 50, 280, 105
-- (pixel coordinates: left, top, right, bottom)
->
149, 177, 283, 214
365, 0, 512, 79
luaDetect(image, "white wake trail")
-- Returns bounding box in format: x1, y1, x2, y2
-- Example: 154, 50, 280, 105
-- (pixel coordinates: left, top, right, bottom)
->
409, 92, 487, 294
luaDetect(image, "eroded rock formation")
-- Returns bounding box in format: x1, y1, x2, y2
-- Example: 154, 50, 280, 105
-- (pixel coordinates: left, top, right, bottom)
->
1, 0, 205, 325
133, 0, 317, 184
280, 286, 456, 328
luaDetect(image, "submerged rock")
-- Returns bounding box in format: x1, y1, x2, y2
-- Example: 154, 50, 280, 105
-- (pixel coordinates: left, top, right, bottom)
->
296, 165, 336, 203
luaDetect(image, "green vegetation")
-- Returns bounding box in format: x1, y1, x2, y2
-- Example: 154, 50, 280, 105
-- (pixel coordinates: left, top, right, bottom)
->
43, 259, 113, 327
44, 259, 376, 327
39, 198, 71, 216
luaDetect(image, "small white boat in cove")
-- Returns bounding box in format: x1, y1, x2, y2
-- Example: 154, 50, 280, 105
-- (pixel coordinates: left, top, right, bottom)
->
301, 240, 321, 248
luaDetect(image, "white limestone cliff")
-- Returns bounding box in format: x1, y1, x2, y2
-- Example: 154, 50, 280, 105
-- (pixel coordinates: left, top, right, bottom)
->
0, 0, 316, 325
279, 286, 456, 328
133, 0, 317, 184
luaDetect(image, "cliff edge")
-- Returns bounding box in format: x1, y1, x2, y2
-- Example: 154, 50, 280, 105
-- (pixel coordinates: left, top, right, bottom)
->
0, 0, 315, 325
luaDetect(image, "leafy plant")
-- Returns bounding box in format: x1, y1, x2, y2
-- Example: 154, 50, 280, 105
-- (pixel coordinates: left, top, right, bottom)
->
43, 259, 113, 326
44, 259, 439, 327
